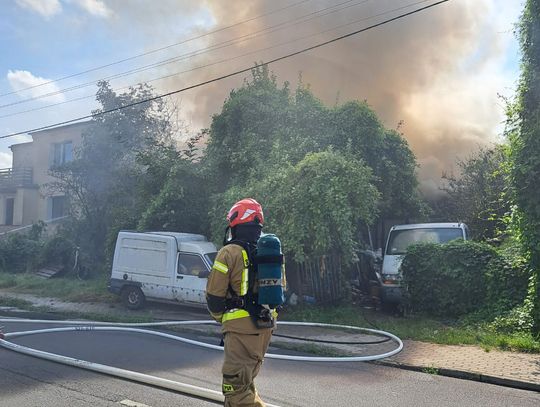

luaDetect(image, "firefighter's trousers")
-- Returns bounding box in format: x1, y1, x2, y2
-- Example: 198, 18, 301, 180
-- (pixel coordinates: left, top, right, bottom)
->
222, 328, 273, 407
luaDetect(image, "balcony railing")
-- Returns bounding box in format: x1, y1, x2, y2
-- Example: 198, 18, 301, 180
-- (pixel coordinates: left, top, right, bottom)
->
0, 167, 34, 189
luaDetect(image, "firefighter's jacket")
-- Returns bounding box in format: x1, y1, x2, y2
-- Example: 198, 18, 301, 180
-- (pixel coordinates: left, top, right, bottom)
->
206, 243, 269, 334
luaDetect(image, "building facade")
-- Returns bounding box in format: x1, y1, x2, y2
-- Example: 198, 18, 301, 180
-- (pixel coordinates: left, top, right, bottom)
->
0, 122, 89, 229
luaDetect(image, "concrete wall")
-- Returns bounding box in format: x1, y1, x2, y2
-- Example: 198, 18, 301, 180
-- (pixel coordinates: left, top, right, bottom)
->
11, 142, 34, 169
32, 123, 86, 221
30, 122, 86, 187
4, 122, 89, 226
21, 188, 39, 225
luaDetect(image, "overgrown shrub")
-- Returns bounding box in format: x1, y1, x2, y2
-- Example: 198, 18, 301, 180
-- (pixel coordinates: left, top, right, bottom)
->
402, 240, 494, 317
489, 301, 534, 333
401, 240, 530, 319
39, 236, 76, 269
0, 223, 81, 275
484, 242, 531, 314
0, 232, 43, 273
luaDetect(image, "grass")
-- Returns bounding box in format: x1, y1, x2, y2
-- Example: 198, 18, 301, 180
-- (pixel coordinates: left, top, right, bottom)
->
282, 304, 540, 353
0, 272, 117, 303
0, 295, 154, 324
0, 296, 52, 313
0, 296, 38, 309
421, 366, 440, 375
2, 272, 539, 353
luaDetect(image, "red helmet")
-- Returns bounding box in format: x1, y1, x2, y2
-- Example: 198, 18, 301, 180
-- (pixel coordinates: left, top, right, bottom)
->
227, 198, 264, 227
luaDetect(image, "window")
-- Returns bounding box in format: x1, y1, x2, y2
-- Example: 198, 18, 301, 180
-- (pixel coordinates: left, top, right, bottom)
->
386, 228, 464, 255
48, 196, 68, 219
205, 252, 217, 266
177, 253, 207, 277
5, 198, 14, 225
50, 141, 73, 167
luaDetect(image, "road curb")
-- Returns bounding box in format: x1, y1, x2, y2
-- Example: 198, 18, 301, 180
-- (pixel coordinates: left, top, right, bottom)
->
372, 360, 540, 393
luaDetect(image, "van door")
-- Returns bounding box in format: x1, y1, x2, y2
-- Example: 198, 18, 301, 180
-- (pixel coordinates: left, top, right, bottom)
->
173, 252, 209, 304
114, 234, 176, 301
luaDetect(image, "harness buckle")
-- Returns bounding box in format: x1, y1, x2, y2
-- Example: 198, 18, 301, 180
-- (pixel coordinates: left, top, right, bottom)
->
225, 296, 244, 310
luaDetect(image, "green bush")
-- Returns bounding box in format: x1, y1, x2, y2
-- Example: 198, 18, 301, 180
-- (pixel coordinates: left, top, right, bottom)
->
402, 240, 494, 317
484, 249, 530, 314
39, 236, 75, 269
0, 233, 43, 274
0, 224, 78, 275
401, 240, 530, 319
489, 302, 534, 333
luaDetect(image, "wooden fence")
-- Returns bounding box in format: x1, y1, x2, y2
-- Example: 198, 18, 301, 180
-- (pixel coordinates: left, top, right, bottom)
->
286, 251, 380, 305
287, 254, 347, 304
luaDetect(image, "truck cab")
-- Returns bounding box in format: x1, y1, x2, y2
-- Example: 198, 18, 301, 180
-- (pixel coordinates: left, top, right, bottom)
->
108, 231, 218, 309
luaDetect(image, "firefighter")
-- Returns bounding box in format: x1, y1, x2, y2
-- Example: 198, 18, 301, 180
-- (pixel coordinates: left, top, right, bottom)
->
206, 198, 275, 407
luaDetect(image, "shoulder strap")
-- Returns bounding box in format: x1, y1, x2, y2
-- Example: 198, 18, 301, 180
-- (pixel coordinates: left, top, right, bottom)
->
224, 240, 258, 297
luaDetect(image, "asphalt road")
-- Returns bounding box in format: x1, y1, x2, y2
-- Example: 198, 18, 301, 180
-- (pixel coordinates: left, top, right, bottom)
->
1, 320, 539, 407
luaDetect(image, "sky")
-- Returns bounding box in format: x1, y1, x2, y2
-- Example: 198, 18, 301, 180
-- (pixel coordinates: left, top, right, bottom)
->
0, 0, 524, 195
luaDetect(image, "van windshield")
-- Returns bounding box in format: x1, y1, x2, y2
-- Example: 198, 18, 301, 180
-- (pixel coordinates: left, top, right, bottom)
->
205, 252, 217, 266
386, 228, 464, 255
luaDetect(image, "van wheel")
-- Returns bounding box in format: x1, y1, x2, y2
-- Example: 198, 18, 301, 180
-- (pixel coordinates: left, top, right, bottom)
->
122, 286, 145, 310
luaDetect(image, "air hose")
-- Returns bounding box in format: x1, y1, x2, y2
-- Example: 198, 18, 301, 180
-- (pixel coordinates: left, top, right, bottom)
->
0, 318, 403, 405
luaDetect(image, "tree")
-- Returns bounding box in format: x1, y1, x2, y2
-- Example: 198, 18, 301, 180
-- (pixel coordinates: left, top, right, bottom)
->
440, 146, 510, 240
48, 81, 175, 267
329, 102, 424, 220
509, 0, 540, 334
204, 66, 424, 226
203, 65, 291, 192
209, 151, 380, 263
137, 134, 210, 235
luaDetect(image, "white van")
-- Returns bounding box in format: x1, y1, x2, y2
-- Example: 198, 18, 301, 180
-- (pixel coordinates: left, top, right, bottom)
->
107, 231, 218, 309
379, 223, 469, 304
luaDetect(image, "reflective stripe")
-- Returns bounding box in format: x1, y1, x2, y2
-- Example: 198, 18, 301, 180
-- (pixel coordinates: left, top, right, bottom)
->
240, 250, 249, 296
241, 250, 249, 268
240, 267, 248, 296
222, 309, 250, 322
213, 261, 228, 274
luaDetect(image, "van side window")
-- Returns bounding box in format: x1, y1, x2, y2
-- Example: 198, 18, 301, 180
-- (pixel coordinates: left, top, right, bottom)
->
177, 254, 207, 277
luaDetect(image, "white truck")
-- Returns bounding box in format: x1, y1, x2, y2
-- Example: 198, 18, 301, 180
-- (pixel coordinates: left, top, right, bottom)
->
107, 231, 218, 309
379, 222, 469, 304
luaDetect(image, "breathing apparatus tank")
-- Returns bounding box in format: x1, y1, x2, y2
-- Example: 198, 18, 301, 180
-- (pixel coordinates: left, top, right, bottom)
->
256, 234, 285, 308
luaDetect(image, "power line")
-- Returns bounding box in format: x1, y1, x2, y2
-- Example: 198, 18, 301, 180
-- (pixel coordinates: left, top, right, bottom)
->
0, 0, 429, 120
0, 0, 450, 140
0, 0, 363, 109
0, 0, 314, 99
0, 0, 372, 119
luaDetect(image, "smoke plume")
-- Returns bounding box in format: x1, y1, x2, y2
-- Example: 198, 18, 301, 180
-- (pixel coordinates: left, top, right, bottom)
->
108, 0, 519, 195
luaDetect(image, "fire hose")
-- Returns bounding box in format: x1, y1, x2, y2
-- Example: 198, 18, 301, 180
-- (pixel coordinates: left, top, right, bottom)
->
0, 318, 403, 405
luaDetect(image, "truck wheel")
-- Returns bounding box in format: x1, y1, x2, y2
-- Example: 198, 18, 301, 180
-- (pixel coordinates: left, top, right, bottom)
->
122, 286, 145, 310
